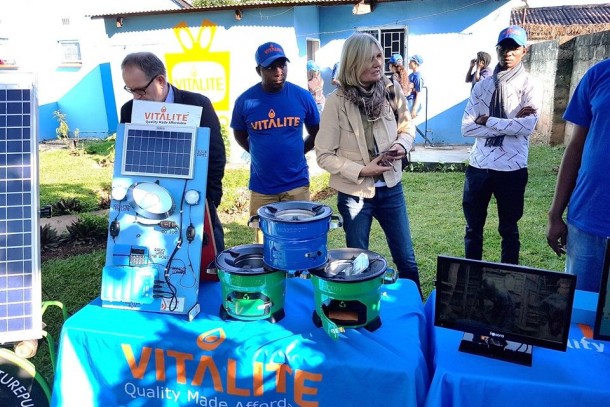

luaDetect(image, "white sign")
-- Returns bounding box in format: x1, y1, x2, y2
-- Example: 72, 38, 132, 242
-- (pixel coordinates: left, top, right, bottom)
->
131, 100, 202, 127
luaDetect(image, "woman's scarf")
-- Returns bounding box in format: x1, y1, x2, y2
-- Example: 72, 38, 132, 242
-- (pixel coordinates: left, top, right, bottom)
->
342, 77, 390, 121
485, 62, 526, 147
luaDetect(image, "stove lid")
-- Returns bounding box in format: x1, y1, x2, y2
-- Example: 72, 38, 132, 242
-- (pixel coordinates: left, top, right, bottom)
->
216, 244, 271, 275
312, 249, 387, 282
258, 201, 332, 222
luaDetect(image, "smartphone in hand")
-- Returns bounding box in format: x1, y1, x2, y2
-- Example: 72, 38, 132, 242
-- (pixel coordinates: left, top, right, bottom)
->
378, 150, 399, 167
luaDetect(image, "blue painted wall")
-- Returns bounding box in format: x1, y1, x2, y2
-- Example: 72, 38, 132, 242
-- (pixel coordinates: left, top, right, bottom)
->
39, 63, 118, 140
315, 0, 511, 145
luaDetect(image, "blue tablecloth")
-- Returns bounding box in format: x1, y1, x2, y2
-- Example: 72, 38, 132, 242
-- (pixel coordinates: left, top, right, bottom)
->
51, 278, 429, 407
424, 290, 610, 407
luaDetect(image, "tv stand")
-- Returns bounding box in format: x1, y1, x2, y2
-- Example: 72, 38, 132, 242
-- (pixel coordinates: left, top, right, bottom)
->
458, 333, 533, 366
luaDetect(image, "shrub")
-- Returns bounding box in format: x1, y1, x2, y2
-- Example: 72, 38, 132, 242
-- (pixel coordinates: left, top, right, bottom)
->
52, 198, 83, 216
66, 213, 108, 244
40, 224, 62, 251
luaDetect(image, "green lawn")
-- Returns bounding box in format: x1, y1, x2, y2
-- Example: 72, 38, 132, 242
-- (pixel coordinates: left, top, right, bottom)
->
33, 143, 566, 387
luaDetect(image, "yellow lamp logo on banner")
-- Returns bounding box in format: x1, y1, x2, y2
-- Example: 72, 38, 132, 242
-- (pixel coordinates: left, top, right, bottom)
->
166, 20, 230, 112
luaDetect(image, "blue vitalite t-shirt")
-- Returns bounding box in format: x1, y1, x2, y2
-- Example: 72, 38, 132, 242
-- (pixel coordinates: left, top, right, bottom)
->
231, 82, 319, 194
407, 71, 423, 101
563, 58, 610, 237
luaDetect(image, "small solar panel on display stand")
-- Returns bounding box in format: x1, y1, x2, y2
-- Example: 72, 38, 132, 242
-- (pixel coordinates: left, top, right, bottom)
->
121, 124, 197, 179
0, 73, 43, 344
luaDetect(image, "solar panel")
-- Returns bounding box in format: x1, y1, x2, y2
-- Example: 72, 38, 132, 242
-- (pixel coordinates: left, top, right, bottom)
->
0, 73, 42, 344
121, 124, 197, 179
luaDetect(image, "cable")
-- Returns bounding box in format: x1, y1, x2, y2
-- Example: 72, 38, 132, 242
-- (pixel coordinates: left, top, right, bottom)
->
163, 179, 188, 312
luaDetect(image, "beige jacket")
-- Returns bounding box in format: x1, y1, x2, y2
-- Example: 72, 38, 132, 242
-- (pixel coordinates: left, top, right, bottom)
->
315, 79, 414, 198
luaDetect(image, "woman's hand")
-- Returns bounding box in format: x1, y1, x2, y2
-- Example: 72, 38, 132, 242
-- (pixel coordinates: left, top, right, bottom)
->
360, 145, 405, 177
360, 155, 395, 177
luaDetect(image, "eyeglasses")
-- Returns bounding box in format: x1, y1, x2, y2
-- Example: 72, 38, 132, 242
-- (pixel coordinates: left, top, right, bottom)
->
123, 75, 158, 95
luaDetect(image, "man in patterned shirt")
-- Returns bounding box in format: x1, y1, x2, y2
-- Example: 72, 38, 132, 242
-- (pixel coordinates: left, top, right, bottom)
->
461, 25, 542, 264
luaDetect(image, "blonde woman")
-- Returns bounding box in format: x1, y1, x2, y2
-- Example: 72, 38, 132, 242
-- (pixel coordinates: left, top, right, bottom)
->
315, 33, 421, 293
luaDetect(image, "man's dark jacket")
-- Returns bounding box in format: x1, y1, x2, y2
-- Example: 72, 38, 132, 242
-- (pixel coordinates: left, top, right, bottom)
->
120, 85, 226, 208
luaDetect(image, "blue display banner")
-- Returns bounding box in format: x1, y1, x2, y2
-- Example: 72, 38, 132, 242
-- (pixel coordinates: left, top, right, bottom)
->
51, 279, 429, 407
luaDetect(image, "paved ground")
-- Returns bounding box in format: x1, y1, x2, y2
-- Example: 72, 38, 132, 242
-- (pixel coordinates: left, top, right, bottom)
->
41, 209, 109, 234
410, 144, 470, 164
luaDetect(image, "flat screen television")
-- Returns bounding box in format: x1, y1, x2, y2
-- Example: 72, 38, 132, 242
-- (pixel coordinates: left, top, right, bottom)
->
434, 255, 576, 366
594, 240, 610, 340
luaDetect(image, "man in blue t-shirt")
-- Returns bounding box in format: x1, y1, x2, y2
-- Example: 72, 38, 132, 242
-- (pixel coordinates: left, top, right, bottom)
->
547, 59, 610, 292
231, 41, 320, 241
407, 54, 424, 119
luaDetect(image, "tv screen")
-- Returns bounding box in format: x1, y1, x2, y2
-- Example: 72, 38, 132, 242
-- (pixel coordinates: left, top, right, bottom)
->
435, 256, 576, 365
594, 240, 610, 340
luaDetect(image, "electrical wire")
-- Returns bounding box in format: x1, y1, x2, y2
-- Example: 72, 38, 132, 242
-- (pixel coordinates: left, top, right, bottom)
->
163, 179, 188, 312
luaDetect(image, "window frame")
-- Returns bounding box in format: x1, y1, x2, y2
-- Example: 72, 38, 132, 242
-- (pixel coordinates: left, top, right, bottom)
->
357, 25, 408, 76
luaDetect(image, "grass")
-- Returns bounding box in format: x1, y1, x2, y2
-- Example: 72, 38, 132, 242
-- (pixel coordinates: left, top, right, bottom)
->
32, 143, 566, 388
39, 145, 114, 212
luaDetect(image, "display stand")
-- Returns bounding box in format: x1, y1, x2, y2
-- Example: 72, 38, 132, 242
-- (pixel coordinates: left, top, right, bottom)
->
458, 333, 532, 366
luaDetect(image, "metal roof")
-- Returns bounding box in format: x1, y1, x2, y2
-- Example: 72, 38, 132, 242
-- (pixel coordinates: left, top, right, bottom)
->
511, 3, 610, 27
85, 0, 188, 17
87, 0, 379, 18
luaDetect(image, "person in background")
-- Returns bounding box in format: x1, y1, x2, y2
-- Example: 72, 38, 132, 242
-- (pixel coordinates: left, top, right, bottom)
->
231, 42, 320, 242
331, 62, 341, 87
315, 33, 421, 293
120, 51, 227, 252
465, 51, 492, 90
388, 53, 410, 97
407, 54, 424, 119
307, 60, 325, 112
461, 25, 542, 265
546, 58, 610, 292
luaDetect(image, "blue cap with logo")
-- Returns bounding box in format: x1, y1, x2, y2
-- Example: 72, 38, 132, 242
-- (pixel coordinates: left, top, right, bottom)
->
389, 54, 403, 65
497, 25, 528, 46
409, 54, 424, 65
255, 42, 290, 68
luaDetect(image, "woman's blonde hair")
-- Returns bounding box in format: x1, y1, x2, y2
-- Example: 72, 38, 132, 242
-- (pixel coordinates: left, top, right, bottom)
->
337, 32, 383, 88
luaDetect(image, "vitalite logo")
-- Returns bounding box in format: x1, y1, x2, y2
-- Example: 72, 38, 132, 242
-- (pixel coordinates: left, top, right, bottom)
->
166, 20, 230, 111
264, 44, 283, 55
250, 109, 301, 131
143, 105, 191, 125
120, 327, 322, 406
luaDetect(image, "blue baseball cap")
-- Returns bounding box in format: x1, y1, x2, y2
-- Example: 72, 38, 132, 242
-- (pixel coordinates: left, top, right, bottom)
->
255, 42, 290, 68
389, 54, 403, 65
306, 60, 319, 71
497, 25, 527, 46
409, 54, 423, 65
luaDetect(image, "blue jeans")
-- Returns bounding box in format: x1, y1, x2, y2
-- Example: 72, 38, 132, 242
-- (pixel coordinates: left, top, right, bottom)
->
566, 223, 607, 292
337, 184, 420, 291
463, 166, 528, 264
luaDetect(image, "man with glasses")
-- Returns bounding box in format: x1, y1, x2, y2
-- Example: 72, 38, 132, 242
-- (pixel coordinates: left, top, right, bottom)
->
231, 42, 320, 242
461, 25, 542, 265
119, 52, 227, 253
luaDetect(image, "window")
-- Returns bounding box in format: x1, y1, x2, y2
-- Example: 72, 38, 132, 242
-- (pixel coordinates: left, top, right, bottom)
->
58, 40, 81, 65
359, 27, 407, 75
306, 39, 320, 62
